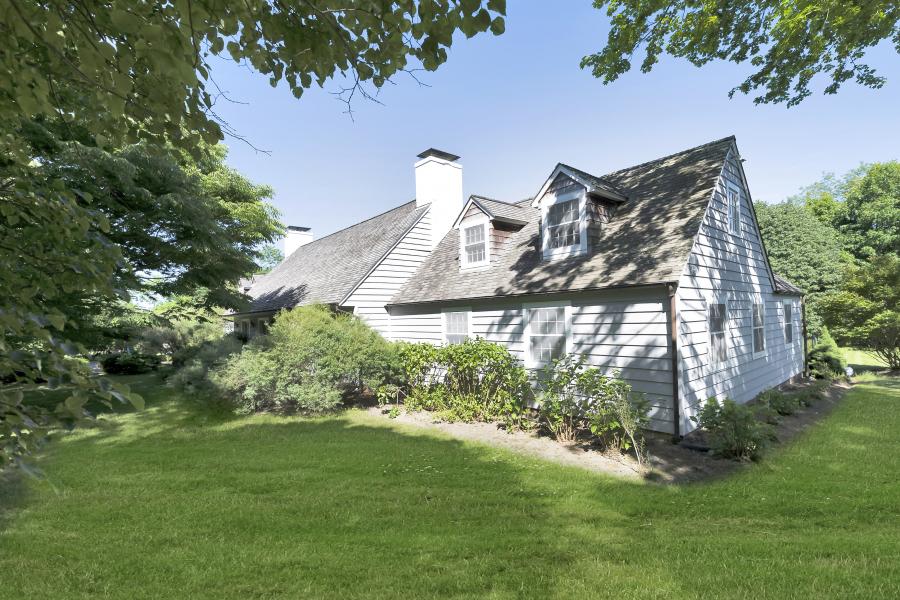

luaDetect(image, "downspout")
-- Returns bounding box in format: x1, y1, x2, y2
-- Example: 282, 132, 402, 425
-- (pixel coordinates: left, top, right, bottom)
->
667, 283, 681, 440
801, 296, 809, 378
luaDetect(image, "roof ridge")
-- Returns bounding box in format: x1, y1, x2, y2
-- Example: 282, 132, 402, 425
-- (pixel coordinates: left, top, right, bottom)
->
287, 199, 419, 250
471, 194, 526, 207
602, 135, 736, 178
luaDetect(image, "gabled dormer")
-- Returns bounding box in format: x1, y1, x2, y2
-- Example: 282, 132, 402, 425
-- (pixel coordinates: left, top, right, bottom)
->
452, 195, 529, 271
531, 164, 627, 260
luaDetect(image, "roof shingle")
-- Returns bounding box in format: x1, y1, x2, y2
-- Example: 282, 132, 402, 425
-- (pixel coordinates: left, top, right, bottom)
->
246, 201, 428, 313
391, 137, 737, 306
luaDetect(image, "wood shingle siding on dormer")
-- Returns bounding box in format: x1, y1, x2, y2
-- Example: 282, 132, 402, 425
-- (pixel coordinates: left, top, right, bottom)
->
546, 172, 584, 197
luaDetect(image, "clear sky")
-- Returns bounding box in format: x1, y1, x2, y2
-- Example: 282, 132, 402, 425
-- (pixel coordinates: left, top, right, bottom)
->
209, 3, 900, 244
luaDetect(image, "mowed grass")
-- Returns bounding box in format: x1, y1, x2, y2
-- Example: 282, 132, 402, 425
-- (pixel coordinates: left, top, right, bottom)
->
1, 375, 899, 599
842, 347, 889, 371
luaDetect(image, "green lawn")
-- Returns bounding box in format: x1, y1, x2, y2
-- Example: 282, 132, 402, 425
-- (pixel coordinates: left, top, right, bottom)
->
842, 347, 889, 371
2, 374, 899, 599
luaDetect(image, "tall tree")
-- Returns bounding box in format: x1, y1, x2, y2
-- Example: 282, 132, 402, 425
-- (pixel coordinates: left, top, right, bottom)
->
818, 255, 900, 369
582, 1, 900, 106
790, 162, 900, 262
1, 0, 506, 466
755, 201, 849, 335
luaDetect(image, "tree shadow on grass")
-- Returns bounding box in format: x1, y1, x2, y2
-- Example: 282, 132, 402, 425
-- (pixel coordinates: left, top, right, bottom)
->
1, 404, 682, 598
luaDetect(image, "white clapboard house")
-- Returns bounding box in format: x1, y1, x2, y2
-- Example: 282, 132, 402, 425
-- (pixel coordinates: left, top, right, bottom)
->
234, 137, 806, 435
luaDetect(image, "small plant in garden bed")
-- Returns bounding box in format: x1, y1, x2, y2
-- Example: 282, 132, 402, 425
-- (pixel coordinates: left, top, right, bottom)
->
537, 355, 650, 465
758, 389, 799, 416
692, 397, 775, 462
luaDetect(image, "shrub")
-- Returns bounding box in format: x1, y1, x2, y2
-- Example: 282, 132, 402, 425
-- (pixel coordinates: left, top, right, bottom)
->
140, 319, 229, 367
168, 334, 242, 401
100, 352, 161, 375
537, 355, 649, 463
691, 397, 774, 461
808, 327, 846, 379
758, 388, 799, 416
212, 304, 399, 414
397, 339, 531, 428
537, 355, 591, 442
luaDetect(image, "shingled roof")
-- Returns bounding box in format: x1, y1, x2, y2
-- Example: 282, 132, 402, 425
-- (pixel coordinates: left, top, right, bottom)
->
469, 195, 531, 224
773, 274, 804, 295
244, 201, 428, 314
391, 137, 738, 306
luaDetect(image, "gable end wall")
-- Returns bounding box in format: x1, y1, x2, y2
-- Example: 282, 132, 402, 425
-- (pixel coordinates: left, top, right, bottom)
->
342, 209, 432, 335
675, 148, 804, 434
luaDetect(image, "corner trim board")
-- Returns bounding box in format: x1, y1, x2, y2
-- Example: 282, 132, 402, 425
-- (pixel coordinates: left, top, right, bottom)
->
667, 282, 681, 439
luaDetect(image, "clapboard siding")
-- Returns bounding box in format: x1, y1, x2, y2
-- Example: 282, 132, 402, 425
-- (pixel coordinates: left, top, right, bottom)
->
388, 287, 676, 433
675, 148, 804, 434
342, 210, 432, 336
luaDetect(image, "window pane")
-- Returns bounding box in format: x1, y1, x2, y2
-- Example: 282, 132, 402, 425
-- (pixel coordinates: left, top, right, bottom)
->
784, 303, 793, 343
465, 225, 484, 244
532, 307, 565, 335
754, 328, 765, 353
463, 224, 486, 264
752, 304, 763, 328
445, 311, 468, 335
709, 303, 726, 333
446, 334, 467, 345
530, 335, 566, 364
547, 200, 580, 249
465, 243, 485, 263
711, 331, 726, 364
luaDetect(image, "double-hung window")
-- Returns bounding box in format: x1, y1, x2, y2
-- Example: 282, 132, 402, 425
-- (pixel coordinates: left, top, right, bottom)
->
527, 306, 568, 366
444, 311, 469, 345
463, 223, 487, 266
727, 186, 741, 235
709, 303, 727, 365
752, 303, 765, 356
784, 302, 793, 344
546, 199, 580, 249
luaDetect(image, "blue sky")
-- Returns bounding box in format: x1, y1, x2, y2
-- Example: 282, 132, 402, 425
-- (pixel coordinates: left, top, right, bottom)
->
210, 3, 899, 244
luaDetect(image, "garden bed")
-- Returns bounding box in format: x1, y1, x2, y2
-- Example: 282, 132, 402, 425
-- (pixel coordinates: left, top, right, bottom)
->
368, 378, 853, 484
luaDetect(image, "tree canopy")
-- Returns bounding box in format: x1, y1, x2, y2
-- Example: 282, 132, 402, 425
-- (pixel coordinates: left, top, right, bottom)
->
755, 201, 849, 335
582, 0, 900, 106
790, 162, 900, 262
1, 0, 506, 467
817, 256, 900, 369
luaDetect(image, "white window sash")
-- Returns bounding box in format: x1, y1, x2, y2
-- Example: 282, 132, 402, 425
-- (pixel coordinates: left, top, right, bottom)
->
752, 302, 766, 357
524, 302, 572, 368
442, 309, 471, 345
459, 216, 490, 268
708, 301, 728, 366
541, 189, 587, 260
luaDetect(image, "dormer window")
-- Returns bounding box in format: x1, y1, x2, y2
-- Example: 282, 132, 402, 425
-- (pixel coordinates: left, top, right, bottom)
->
462, 221, 489, 267
547, 199, 580, 248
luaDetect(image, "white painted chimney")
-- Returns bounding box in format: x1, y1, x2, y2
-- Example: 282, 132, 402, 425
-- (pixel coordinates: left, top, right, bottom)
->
284, 225, 313, 258
415, 148, 464, 249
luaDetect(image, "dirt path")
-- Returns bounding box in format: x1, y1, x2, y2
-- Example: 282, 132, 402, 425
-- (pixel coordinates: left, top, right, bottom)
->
366, 380, 852, 484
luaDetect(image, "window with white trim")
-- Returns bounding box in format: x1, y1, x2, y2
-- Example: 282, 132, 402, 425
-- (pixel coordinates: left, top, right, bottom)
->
727, 187, 741, 235
463, 223, 487, 266
546, 199, 580, 249
784, 302, 793, 344
752, 303, 765, 355
709, 303, 727, 365
527, 306, 567, 365
444, 311, 469, 345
